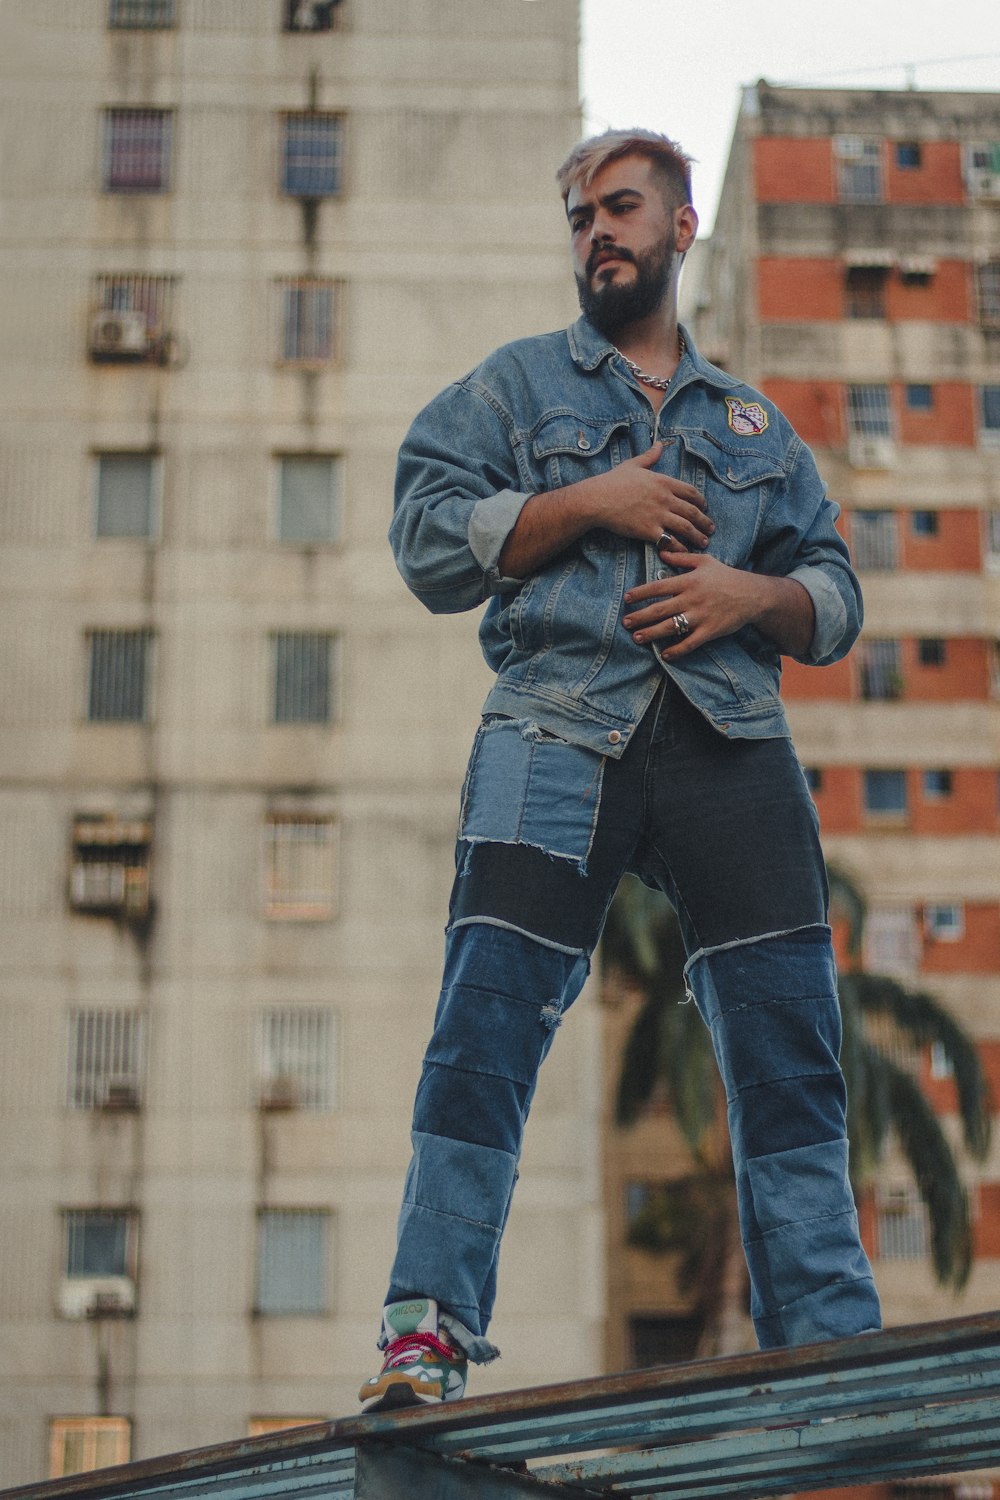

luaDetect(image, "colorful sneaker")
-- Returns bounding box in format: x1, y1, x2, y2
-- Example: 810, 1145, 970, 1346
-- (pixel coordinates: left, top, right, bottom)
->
359, 1298, 468, 1412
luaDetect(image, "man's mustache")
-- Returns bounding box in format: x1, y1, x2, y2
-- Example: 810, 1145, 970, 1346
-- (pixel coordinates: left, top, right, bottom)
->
586, 244, 636, 278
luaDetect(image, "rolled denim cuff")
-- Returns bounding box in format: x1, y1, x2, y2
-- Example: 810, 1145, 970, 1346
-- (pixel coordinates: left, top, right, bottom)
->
467, 487, 533, 590
788, 564, 848, 663
439, 1310, 501, 1365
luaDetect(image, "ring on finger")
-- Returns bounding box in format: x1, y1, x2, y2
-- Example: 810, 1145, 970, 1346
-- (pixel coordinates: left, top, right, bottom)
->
672, 611, 692, 637
656, 530, 674, 551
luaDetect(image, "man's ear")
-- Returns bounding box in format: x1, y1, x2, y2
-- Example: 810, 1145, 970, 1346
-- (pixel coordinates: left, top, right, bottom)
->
675, 203, 699, 253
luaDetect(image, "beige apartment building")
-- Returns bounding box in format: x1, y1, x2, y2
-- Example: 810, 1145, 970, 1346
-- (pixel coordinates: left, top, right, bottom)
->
0, 0, 587, 1483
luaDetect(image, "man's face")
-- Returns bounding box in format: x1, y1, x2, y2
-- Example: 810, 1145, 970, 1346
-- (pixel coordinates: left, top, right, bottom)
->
565, 155, 690, 339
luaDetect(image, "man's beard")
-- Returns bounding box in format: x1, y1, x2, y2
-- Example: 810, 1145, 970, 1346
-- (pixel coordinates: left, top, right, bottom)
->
575, 238, 675, 340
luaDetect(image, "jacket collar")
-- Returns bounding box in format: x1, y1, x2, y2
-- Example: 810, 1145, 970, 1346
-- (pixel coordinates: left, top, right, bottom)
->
566, 315, 736, 390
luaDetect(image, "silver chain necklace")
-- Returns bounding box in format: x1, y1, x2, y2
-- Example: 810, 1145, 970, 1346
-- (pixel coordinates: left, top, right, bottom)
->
614, 333, 686, 391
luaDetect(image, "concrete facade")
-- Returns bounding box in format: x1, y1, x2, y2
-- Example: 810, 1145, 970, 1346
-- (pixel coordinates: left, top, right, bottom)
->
0, 1, 590, 1484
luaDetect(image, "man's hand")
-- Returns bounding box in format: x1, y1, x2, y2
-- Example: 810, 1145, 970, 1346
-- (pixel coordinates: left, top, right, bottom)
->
499, 441, 713, 578
622, 552, 816, 660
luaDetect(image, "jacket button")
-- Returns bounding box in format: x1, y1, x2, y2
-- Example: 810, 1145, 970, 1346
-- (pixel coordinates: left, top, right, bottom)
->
607, 730, 623, 744
656, 568, 668, 580
577, 433, 591, 450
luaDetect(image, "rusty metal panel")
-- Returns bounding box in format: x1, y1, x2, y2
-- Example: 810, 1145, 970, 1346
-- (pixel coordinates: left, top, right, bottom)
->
353, 1444, 592, 1499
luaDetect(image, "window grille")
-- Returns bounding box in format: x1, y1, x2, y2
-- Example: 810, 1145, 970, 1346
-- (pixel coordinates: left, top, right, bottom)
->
283, 0, 342, 29
255, 1209, 328, 1315
876, 1186, 929, 1260
95, 454, 157, 538
978, 263, 1000, 327
834, 136, 883, 203
922, 768, 953, 799
851, 510, 897, 571
258, 1008, 336, 1110
277, 278, 337, 363
67, 1010, 146, 1109
859, 638, 902, 701
91, 274, 176, 363
277, 456, 341, 544
864, 907, 919, 977
844, 266, 886, 319
981, 386, 1000, 443
101, 109, 172, 193
109, 0, 175, 26
918, 637, 946, 667
863, 769, 907, 820
49, 1418, 131, 1479
264, 815, 338, 919
846, 385, 893, 437
925, 903, 964, 941
271, 632, 334, 723
86, 630, 153, 722
281, 113, 343, 197
64, 1210, 135, 1278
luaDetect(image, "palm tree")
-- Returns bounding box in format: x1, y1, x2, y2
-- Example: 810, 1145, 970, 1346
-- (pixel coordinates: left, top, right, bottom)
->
603, 868, 993, 1353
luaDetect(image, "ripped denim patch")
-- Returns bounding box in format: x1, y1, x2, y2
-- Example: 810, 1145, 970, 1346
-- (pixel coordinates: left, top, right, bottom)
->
458, 716, 605, 872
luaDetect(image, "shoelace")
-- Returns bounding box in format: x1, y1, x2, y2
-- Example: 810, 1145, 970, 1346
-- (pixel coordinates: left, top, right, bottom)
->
383, 1331, 458, 1369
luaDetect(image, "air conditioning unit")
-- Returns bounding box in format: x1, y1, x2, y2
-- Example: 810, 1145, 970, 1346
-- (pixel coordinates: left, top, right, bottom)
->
58, 1275, 135, 1320
259, 1075, 300, 1111
89, 310, 149, 358
99, 1078, 140, 1111
848, 436, 897, 470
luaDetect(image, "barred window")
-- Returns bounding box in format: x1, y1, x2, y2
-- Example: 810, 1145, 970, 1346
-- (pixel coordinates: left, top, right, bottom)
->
95, 454, 157, 538
846, 385, 893, 437
49, 1418, 131, 1479
67, 1010, 146, 1109
271, 631, 334, 723
859, 638, 902, 701
281, 113, 343, 197
277, 278, 337, 363
863, 769, 908, 820
277, 456, 341, 544
834, 136, 883, 203
255, 1209, 329, 1315
851, 510, 897, 571
283, 0, 342, 29
70, 814, 151, 920
258, 1008, 337, 1110
977, 263, 1000, 327
109, 0, 175, 26
864, 907, 919, 977
264, 815, 338, 919
875, 1186, 929, 1260
64, 1210, 135, 1279
86, 630, 154, 722
91, 274, 177, 364
102, 108, 173, 193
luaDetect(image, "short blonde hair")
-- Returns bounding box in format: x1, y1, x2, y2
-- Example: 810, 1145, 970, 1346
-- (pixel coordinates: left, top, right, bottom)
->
556, 129, 694, 212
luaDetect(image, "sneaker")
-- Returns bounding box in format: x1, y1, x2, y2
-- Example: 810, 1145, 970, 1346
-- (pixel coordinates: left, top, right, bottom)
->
359, 1297, 468, 1412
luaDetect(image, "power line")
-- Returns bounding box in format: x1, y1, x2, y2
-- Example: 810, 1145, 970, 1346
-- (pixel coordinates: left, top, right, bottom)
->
772, 50, 1000, 85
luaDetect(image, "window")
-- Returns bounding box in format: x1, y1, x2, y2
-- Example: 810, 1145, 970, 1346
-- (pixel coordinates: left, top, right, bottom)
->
981, 386, 1000, 445
910, 509, 938, 536
834, 136, 883, 202
844, 266, 886, 319
281, 113, 343, 197
283, 0, 343, 30
49, 1418, 131, 1479
101, 108, 173, 193
95, 454, 158, 538
277, 456, 341, 544
918, 637, 946, 667
90, 274, 176, 364
86, 630, 154, 722
803, 766, 822, 793
863, 769, 907, 820
977, 263, 1000, 327
258, 1008, 337, 1110
922, 769, 953, 800
875, 1186, 928, 1260
899, 258, 935, 287
67, 1010, 146, 1109
255, 1209, 329, 1315
272, 632, 334, 723
628, 1315, 704, 1369
851, 510, 897, 571
986, 511, 1000, 572
264, 814, 338, 919
59, 1209, 137, 1318
864, 907, 919, 977
905, 385, 933, 412
277, 278, 338, 364
925, 903, 964, 941
70, 814, 151, 918
859, 639, 902, 701
847, 385, 893, 437
895, 142, 921, 169
109, 0, 175, 25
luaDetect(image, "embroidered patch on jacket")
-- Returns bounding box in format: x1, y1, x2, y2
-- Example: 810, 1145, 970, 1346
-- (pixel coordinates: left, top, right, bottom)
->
725, 397, 769, 435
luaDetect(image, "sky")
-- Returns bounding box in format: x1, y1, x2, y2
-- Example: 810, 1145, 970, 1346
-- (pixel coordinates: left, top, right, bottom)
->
580, 0, 1000, 233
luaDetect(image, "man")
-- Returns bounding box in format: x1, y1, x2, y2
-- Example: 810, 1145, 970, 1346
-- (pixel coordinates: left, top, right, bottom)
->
359, 128, 881, 1413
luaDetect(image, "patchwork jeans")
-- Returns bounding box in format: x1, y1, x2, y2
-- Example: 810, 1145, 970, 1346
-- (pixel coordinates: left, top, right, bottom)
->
384, 677, 881, 1361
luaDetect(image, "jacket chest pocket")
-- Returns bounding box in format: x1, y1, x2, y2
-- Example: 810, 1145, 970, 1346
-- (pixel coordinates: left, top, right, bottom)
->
530, 415, 632, 491
678, 431, 785, 567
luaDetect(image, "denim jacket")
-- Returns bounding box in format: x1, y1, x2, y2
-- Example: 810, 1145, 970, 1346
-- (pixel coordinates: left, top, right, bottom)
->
390, 317, 862, 757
